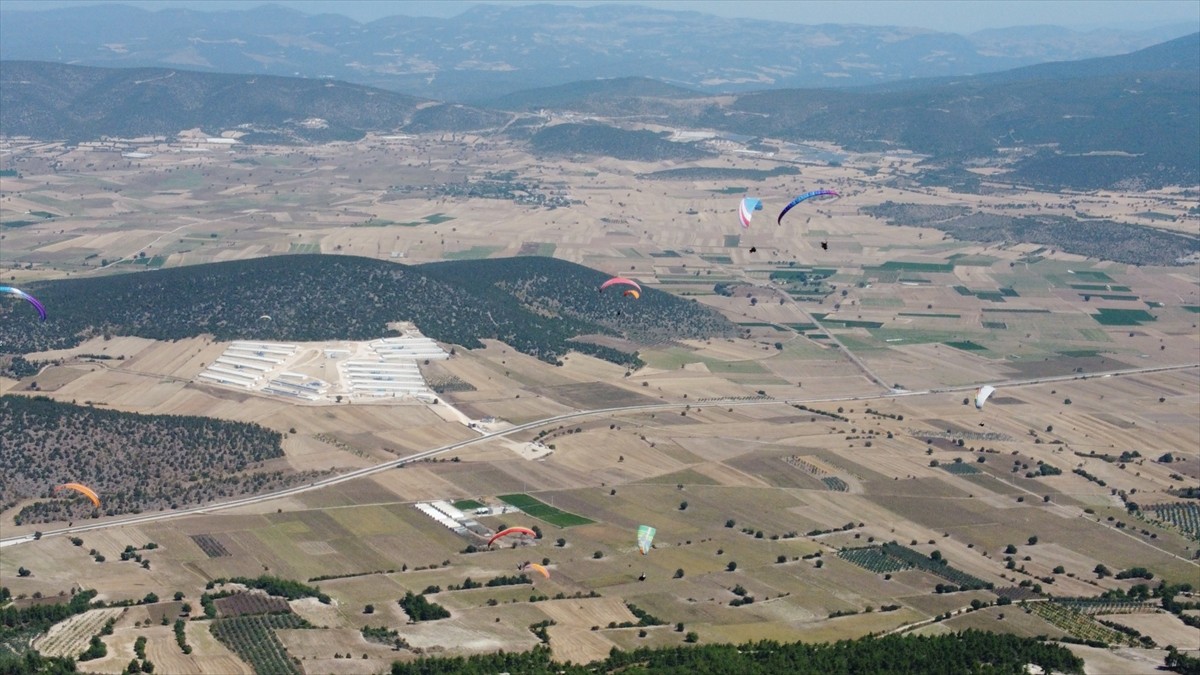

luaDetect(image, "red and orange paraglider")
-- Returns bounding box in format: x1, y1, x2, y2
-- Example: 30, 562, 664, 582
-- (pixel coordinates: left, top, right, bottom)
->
488, 526, 536, 548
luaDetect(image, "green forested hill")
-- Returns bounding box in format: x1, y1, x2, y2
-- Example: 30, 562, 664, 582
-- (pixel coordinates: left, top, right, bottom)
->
1, 395, 303, 524
0, 255, 733, 365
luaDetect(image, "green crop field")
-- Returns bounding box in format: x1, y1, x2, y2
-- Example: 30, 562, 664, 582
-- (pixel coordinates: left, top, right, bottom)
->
700, 254, 734, 264
981, 321, 1007, 329
861, 297, 904, 307
946, 254, 998, 267
900, 312, 961, 319
444, 245, 503, 260
498, 494, 595, 527
944, 341, 986, 351
723, 235, 742, 247
288, 243, 320, 254
1070, 284, 1131, 292
1092, 308, 1156, 326
708, 186, 747, 194
874, 261, 955, 273
453, 499, 485, 511
1069, 270, 1115, 282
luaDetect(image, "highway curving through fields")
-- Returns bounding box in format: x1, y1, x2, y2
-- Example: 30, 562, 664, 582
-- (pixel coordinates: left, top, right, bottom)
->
2, 361, 1196, 548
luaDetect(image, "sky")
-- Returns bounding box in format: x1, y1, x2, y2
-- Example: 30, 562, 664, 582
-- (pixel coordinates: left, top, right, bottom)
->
0, 0, 1197, 33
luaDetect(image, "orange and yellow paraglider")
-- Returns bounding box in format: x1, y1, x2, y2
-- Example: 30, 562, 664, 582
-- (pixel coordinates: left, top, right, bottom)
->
55, 482, 100, 508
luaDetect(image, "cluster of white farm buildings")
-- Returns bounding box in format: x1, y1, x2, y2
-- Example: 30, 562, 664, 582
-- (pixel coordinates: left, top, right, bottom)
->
194, 332, 449, 404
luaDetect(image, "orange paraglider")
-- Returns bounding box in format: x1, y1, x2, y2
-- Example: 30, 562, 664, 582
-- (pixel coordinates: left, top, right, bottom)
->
55, 482, 100, 508
488, 526, 536, 547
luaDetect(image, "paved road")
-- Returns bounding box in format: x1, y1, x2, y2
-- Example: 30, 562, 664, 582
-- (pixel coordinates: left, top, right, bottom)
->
3, 361, 1195, 548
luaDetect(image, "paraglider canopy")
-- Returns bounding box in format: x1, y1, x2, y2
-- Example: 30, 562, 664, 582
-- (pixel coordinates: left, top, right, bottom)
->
0, 286, 47, 321
777, 190, 840, 226
55, 482, 100, 508
975, 385, 997, 409
527, 563, 550, 579
738, 197, 763, 229
637, 525, 656, 555
488, 526, 536, 548
600, 277, 642, 294
623, 289, 640, 300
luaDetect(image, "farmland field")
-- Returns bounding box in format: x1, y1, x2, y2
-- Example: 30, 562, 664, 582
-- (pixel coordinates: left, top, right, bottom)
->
0, 108, 1196, 675
498, 494, 596, 527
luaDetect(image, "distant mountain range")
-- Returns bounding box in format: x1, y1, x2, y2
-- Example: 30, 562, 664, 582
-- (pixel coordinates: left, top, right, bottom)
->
1, 32, 1196, 191
504, 34, 1200, 191
0, 3, 1194, 102
0, 60, 426, 143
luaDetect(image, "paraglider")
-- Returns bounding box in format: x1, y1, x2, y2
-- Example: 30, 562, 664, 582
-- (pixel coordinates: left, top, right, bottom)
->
975, 385, 997, 409
777, 190, 840, 226
55, 483, 100, 508
637, 525, 656, 555
258, 314, 272, 323
623, 289, 640, 300
527, 563, 550, 579
600, 277, 642, 295
738, 197, 763, 229
0, 286, 47, 321
820, 241, 829, 251
488, 526, 537, 548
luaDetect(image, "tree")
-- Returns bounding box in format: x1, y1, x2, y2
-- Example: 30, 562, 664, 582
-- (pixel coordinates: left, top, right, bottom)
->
679, 501, 688, 511
593, 551, 604, 559
556, 538, 566, 548
364, 604, 375, 614
173, 591, 185, 601
1094, 564, 1112, 578
1027, 536, 1039, 546
1005, 544, 1018, 555
673, 569, 684, 579
684, 631, 699, 643
726, 561, 737, 572
725, 519, 736, 528
142, 592, 159, 604
17, 567, 31, 577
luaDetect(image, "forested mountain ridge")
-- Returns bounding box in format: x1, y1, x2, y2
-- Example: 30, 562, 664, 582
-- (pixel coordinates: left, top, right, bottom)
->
0, 60, 427, 143
0, 255, 734, 366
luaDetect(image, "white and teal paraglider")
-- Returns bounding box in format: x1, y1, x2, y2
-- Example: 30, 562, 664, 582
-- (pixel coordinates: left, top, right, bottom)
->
637, 525, 656, 555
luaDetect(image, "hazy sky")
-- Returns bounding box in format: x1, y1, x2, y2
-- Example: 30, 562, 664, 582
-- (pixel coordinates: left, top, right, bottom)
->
1, 0, 1197, 33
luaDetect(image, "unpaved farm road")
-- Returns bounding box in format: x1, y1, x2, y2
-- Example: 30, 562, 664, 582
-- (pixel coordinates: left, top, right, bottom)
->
3, 361, 1196, 548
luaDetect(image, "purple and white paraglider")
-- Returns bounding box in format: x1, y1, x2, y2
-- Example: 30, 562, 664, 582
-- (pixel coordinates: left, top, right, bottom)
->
0, 286, 47, 321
